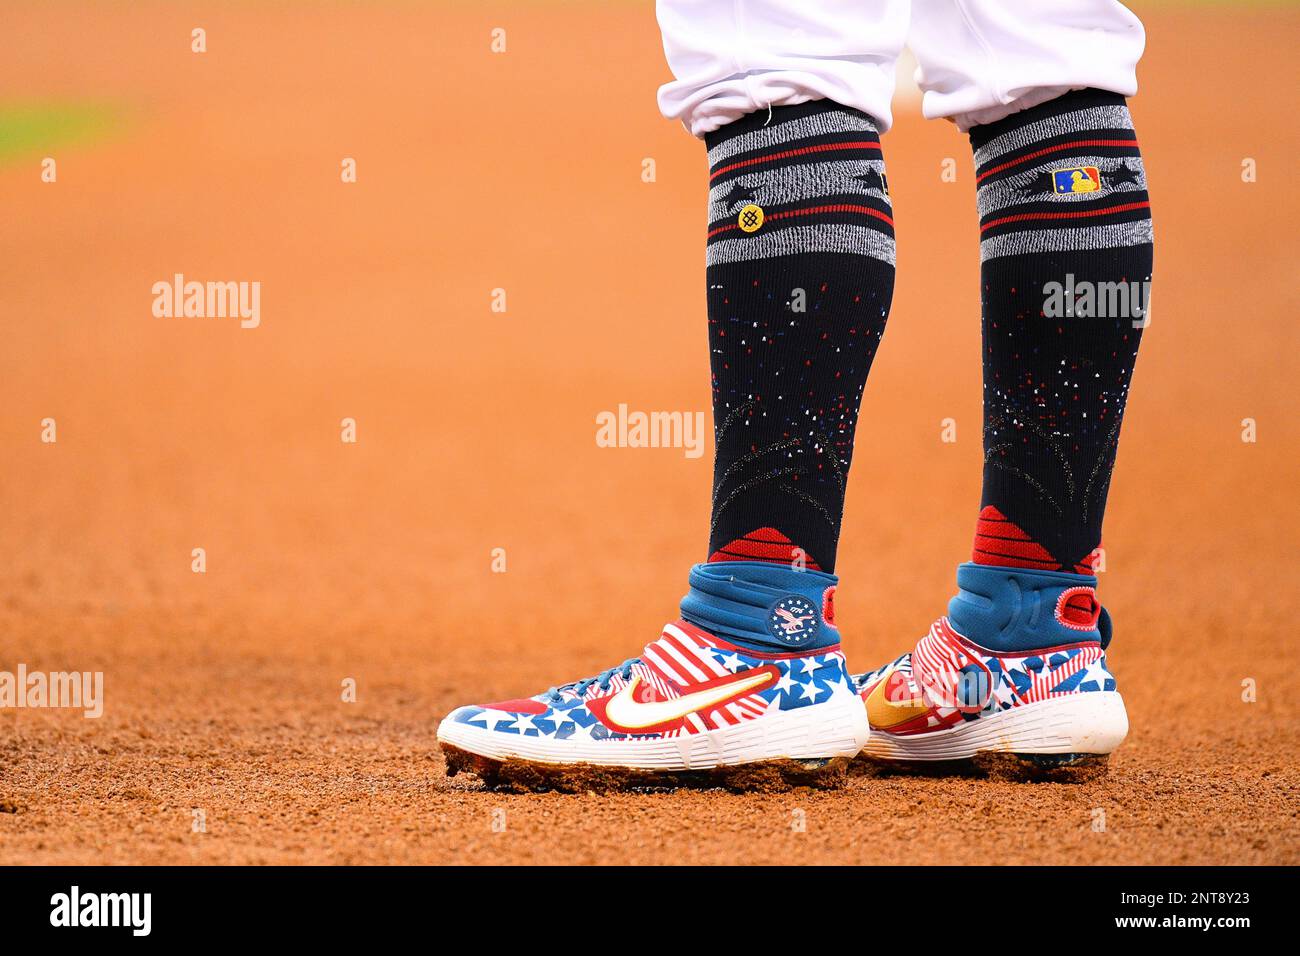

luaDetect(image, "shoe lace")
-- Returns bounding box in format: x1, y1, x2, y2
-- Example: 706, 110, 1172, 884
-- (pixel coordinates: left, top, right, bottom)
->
855, 652, 910, 690
546, 658, 639, 704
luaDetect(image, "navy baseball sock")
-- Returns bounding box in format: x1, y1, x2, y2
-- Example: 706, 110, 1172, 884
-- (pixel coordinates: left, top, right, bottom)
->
703, 101, 895, 574
967, 89, 1153, 574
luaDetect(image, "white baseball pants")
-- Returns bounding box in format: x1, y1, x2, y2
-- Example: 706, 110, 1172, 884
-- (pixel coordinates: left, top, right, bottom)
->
657, 0, 1145, 136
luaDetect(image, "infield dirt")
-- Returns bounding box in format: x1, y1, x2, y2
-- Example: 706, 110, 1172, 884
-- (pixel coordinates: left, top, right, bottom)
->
0, 1, 1296, 865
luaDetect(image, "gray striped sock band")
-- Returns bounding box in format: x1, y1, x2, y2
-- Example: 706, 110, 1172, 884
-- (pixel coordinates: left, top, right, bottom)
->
970, 91, 1152, 262
704, 101, 895, 268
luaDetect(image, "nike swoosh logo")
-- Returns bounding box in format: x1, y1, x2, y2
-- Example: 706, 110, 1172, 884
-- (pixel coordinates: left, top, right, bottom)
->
864, 666, 931, 730
600, 670, 777, 731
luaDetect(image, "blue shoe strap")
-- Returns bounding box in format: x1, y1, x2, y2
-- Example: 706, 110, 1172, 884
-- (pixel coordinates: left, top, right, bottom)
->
681, 561, 841, 652
948, 562, 1110, 653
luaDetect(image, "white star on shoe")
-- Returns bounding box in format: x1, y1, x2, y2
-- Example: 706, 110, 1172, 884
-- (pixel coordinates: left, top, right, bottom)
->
511, 714, 537, 735
805, 655, 834, 676
799, 681, 824, 702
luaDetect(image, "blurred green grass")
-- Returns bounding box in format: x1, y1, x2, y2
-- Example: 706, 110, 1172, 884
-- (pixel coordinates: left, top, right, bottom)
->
0, 102, 121, 166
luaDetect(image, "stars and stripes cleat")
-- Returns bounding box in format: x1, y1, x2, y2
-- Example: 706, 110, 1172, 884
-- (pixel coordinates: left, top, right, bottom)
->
852, 563, 1128, 781
437, 562, 869, 792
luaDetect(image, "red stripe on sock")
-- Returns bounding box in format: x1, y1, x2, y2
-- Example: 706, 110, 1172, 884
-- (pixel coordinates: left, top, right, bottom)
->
971, 506, 1062, 570
710, 141, 882, 181
975, 509, 1032, 541
709, 528, 821, 571
974, 538, 1057, 561
980, 201, 1151, 234
709, 203, 894, 240
1074, 545, 1103, 574
973, 549, 1061, 569
976, 138, 1141, 183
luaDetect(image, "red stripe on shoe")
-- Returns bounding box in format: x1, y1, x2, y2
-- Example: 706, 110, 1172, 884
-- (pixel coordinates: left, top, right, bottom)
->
483, 697, 549, 714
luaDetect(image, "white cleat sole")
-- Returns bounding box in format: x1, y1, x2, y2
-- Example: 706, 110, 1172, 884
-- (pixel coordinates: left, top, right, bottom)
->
860, 691, 1129, 764
438, 691, 870, 773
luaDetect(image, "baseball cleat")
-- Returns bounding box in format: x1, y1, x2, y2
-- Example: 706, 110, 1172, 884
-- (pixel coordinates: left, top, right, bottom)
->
852, 563, 1128, 780
437, 562, 869, 792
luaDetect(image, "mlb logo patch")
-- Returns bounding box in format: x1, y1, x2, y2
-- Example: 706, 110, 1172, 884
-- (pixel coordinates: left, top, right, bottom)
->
1052, 165, 1102, 194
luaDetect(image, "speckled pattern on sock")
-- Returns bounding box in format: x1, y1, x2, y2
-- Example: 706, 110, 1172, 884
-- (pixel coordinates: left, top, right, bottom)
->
703, 101, 895, 573
967, 89, 1153, 573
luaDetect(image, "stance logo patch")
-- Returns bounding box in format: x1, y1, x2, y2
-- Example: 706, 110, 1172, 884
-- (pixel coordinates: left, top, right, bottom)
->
1052, 165, 1102, 194
737, 203, 764, 233
768, 595, 819, 645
